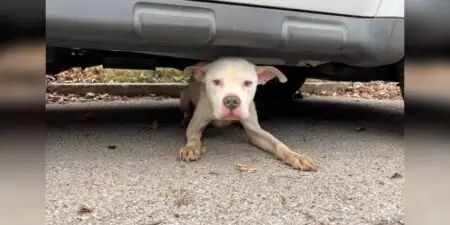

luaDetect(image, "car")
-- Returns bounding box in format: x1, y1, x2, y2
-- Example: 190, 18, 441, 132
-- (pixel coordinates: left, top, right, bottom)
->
46, 0, 404, 101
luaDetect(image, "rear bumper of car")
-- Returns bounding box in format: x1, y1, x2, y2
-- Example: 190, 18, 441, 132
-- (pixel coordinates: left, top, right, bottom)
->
46, 0, 404, 67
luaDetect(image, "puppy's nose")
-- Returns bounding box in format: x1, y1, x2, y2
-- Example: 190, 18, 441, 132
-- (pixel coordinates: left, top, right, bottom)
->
223, 95, 241, 110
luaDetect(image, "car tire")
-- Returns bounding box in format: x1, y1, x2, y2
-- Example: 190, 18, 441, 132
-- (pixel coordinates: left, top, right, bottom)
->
254, 67, 308, 103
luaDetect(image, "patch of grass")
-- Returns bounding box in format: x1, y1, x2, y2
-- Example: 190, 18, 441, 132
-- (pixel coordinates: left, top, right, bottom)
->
97, 67, 187, 83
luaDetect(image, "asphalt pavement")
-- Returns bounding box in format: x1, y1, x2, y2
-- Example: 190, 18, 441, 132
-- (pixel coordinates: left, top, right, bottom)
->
46, 96, 404, 225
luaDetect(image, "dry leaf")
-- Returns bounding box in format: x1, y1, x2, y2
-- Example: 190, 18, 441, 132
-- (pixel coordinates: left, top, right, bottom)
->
77, 206, 95, 214
208, 171, 219, 175
235, 164, 259, 173
167, 187, 186, 195
92, 180, 105, 187
85, 92, 96, 98
148, 220, 162, 225
57, 96, 66, 104
353, 127, 366, 132
167, 188, 192, 206
150, 120, 159, 129
390, 172, 403, 179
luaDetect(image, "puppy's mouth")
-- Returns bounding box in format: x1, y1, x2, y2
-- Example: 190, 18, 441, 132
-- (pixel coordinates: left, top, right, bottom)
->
219, 108, 243, 121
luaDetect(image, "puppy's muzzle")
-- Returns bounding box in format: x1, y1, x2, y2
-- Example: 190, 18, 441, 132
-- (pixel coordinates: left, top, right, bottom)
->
223, 95, 241, 110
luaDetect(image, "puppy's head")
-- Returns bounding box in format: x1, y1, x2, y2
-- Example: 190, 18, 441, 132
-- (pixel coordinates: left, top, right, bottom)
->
184, 57, 287, 121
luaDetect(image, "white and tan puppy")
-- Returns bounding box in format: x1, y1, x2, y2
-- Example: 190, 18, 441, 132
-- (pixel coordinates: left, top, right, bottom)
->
179, 57, 316, 171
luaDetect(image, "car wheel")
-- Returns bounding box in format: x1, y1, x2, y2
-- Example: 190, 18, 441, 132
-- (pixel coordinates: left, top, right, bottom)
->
254, 67, 308, 103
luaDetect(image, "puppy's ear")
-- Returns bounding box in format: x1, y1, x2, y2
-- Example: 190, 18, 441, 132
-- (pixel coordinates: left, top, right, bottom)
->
255, 66, 288, 85
183, 61, 208, 82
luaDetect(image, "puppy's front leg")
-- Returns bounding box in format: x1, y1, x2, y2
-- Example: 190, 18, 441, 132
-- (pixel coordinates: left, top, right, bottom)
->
179, 98, 212, 161
241, 102, 317, 171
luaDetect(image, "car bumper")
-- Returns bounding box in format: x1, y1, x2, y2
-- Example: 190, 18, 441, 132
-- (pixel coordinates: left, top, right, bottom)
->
46, 0, 404, 67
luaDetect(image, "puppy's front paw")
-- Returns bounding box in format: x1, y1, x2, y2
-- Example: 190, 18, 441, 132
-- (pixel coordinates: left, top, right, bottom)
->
284, 152, 316, 171
277, 146, 317, 171
179, 145, 203, 162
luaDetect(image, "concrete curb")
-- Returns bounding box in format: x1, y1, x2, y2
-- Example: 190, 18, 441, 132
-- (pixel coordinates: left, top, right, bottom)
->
47, 82, 353, 97
46, 83, 187, 97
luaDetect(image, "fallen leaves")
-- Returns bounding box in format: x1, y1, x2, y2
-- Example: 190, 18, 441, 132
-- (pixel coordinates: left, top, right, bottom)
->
301, 81, 402, 100
47, 66, 102, 84
46, 75, 56, 84
235, 164, 259, 173
45, 92, 169, 104
47, 77, 401, 105
77, 205, 95, 214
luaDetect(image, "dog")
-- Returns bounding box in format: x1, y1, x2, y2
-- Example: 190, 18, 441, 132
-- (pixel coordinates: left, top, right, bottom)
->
179, 57, 316, 171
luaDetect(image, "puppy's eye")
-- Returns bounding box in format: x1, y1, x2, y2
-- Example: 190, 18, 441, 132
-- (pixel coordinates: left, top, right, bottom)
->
213, 79, 221, 86
243, 81, 253, 87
